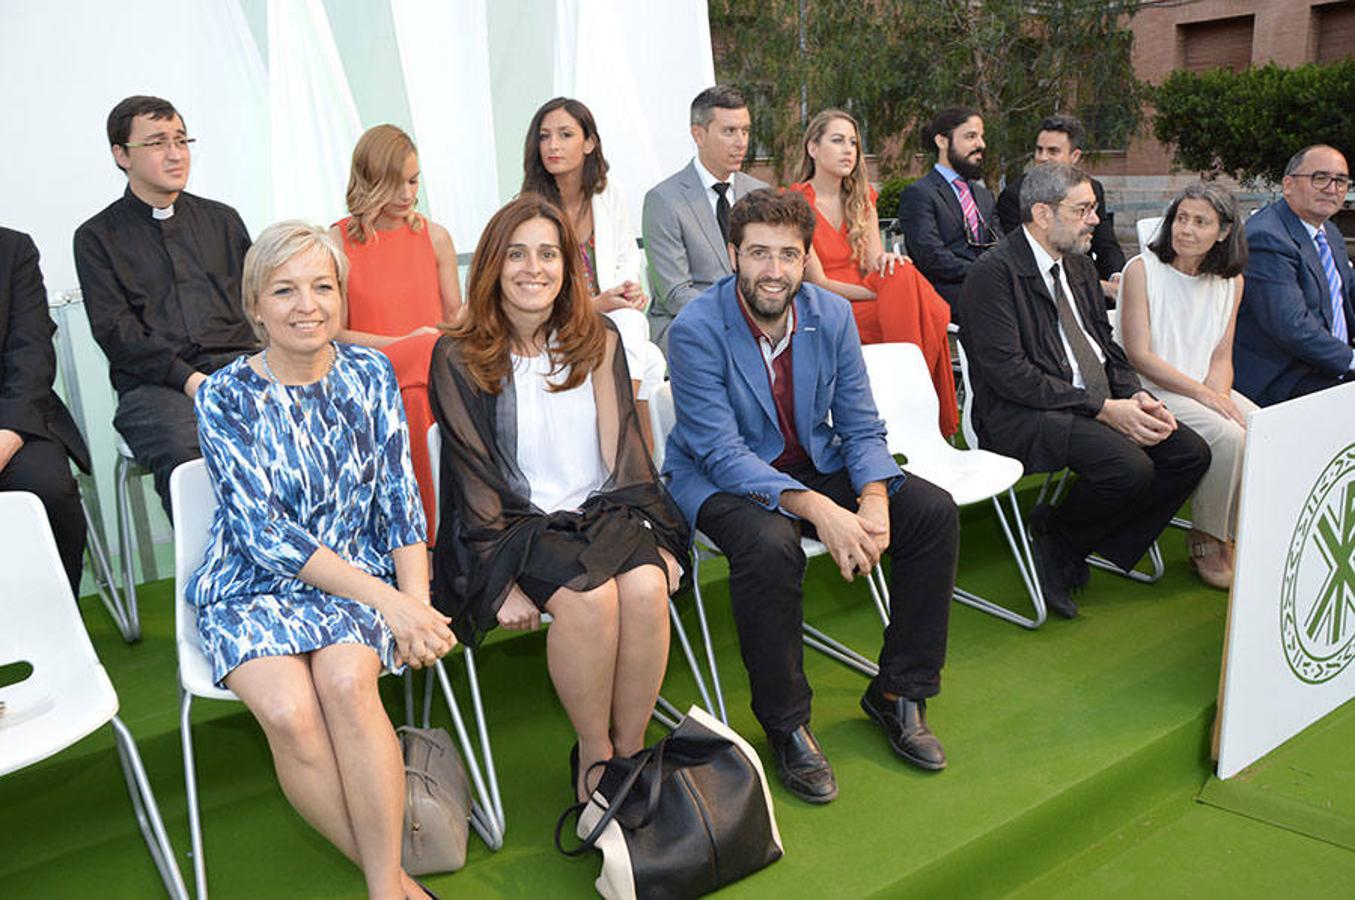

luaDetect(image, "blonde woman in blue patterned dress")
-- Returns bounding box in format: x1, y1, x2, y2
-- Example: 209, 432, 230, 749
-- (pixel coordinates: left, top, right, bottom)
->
187, 221, 454, 900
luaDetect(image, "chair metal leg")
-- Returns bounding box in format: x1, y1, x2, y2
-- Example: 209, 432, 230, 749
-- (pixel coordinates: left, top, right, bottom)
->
432, 658, 504, 850
952, 489, 1049, 629
111, 716, 190, 900
801, 624, 880, 677
180, 691, 209, 899
689, 546, 729, 724
113, 454, 141, 642
666, 593, 717, 721
82, 497, 135, 638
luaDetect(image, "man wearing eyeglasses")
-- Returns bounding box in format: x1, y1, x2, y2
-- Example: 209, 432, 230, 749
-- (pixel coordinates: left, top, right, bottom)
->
74, 95, 257, 513
898, 107, 1003, 314
957, 164, 1209, 619
1234, 144, 1354, 407
666, 189, 958, 804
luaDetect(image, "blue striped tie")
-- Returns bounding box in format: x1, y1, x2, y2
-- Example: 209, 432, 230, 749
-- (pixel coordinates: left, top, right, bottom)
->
1314, 228, 1349, 343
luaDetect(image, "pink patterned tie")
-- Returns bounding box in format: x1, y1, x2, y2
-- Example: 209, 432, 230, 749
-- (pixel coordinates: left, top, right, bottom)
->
954, 177, 980, 242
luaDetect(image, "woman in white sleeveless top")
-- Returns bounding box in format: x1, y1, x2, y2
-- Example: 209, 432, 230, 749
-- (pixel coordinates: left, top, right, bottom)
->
1121, 182, 1254, 589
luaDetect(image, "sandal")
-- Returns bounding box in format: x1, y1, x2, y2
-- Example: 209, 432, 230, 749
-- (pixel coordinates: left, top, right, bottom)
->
1187, 531, 1232, 590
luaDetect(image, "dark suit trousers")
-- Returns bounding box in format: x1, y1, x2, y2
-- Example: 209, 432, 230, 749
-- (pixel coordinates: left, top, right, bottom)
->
1051, 416, 1210, 571
114, 383, 202, 516
1, 436, 86, 594
696, 466, 957, 740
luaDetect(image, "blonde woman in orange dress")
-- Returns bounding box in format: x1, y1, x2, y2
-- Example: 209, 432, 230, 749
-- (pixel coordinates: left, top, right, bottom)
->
329, 124, 461, 530
790, 109, 957, 435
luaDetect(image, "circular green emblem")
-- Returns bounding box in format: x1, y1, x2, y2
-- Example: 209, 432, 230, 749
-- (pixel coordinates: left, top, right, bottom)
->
1280, 442, 1355, 684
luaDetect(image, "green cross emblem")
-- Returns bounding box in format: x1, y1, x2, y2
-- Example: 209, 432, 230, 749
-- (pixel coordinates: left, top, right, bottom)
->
1281, 443, 1355, 684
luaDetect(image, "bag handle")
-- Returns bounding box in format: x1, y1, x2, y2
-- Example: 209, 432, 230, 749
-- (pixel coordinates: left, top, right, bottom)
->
553, 739, 667, 856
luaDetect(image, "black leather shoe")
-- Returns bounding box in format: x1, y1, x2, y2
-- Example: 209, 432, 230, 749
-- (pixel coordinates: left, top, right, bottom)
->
1029, 510, 1078, 619
860, 680, 947, 771
769, 725, 838, 804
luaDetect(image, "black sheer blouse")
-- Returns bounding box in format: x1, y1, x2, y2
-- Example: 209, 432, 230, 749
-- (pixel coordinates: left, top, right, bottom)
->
429, 320, 689, 647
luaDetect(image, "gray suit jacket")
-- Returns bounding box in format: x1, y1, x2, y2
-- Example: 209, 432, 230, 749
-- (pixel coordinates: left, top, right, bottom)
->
643, 160, 768, 347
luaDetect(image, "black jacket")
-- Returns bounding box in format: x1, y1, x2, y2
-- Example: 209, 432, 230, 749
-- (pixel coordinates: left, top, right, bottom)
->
956, 228, 1142, 472
996, 174, 1126, 282
898, 167, 1002, 307
0, 228, 91, 472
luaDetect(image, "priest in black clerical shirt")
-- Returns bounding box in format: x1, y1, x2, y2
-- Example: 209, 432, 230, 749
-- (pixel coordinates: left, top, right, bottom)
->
74, 95, 257, 512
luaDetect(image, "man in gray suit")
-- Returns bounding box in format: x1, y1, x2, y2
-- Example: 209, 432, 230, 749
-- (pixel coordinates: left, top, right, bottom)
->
644, 85, 769, 348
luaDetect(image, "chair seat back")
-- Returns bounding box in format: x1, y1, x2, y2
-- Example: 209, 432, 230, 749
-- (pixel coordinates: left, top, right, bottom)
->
648, 381, 676, 471
0, 492, 118, 775
1136, 215, 1163, 253
859, 342, 953, 468
169, 460, 234, 699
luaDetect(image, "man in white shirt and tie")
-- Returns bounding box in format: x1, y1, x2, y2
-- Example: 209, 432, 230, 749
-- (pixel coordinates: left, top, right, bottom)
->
955, 163, 1210, 618
644, 85, 769, 349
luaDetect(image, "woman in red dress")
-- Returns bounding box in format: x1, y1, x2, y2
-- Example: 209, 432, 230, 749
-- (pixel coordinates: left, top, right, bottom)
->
790, 109, 957, 435
329, 124, 462, 531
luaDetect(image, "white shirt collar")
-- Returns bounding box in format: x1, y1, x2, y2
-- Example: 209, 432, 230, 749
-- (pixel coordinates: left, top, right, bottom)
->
152, 203, 175, 220
1022, 225, 1060, 275
693, 156, 729, 193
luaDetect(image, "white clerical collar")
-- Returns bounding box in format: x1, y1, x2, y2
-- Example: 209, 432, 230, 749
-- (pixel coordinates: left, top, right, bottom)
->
152, 203, 175, 220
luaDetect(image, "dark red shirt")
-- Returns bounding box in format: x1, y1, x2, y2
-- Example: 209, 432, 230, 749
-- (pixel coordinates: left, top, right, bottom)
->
737, 294, 809, 470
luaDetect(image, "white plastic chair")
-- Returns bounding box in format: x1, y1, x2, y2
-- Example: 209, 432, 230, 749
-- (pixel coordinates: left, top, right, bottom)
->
0, 491, 188, 899
1136, 215, 1164, 252
649, 383, 888, 718
955, 340, 1166, 587
171, 460, 504, 898
862, 343, 1047, 628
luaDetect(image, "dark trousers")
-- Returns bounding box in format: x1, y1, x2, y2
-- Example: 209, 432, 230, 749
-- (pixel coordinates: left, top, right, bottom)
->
696, 466, 957, 740
1051, 416, 1211, 570
1287, 369, 1349, 403
114, 383, 202, 516
1, 436, 86, 594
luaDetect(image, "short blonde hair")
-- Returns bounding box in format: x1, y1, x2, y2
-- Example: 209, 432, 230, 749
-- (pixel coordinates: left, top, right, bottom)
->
242, 220, 349, 343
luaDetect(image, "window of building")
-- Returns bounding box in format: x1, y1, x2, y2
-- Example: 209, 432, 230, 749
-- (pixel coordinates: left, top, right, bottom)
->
1315, 1, 1355, 63
1179, 15, 1255, 72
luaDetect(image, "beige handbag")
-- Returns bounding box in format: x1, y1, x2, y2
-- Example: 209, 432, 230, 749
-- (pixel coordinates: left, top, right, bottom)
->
398, 726, 471, 876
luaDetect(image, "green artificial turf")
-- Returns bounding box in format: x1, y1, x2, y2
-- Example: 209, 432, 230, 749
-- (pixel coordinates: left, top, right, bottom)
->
1197, 698, 1355, 852
4, 493, 1352, 897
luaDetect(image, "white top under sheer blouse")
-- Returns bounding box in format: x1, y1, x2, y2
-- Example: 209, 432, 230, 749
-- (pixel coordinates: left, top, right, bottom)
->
513, 351, 609, 513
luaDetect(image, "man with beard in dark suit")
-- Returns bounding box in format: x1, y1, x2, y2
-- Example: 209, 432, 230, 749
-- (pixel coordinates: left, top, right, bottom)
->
898, 107, 1002, 313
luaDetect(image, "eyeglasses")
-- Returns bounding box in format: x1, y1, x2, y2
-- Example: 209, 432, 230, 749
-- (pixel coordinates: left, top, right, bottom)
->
1290, 171, 1351, 192
124, 137, 196, 153
738, 247, 806, 267
1058, 201, 1100, 221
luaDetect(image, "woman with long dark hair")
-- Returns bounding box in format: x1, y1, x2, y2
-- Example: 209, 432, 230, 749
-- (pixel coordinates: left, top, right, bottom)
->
429, 194, 689, 802
1121, 182, 1252, 588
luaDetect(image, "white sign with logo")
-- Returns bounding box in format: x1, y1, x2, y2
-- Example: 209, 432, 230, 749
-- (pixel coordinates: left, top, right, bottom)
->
1217, 381, 1355, 779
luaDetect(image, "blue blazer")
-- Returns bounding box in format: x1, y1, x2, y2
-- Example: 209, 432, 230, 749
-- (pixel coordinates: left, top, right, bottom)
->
663, 275, 902, 528
1234, 200, 1354, 406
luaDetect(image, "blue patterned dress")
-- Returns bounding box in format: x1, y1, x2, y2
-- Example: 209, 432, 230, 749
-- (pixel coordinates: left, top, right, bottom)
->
188, 343, 427, 686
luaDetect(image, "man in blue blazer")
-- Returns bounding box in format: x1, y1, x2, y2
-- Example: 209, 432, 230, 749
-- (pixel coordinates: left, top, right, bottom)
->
1235, 145, 1354, 405
666, 190, 958, 804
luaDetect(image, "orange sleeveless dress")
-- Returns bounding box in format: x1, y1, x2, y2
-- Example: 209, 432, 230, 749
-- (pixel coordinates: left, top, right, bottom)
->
338, 216, 444, 535
789, 182, 957, 436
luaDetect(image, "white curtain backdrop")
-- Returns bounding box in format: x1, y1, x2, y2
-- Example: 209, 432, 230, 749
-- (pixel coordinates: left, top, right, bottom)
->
0, 0, 268, 292
390, 0, 502, 252
267, 0, 362, 226
569, 0, 716, 228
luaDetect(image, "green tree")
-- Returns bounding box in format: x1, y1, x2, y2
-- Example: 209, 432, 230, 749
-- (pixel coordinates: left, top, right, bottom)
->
1152, 61, 1355, 186
709, 0, 1149, 185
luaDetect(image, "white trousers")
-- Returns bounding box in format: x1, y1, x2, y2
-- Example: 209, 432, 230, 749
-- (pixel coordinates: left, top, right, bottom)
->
1155, 387, 1258, 540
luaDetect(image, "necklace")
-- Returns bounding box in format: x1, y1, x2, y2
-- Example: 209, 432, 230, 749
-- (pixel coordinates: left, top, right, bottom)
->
260, 342, 337, 387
